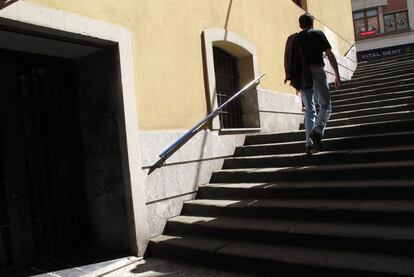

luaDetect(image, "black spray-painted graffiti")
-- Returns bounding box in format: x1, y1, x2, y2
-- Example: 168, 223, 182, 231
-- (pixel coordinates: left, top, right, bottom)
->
81, 85, 122, 197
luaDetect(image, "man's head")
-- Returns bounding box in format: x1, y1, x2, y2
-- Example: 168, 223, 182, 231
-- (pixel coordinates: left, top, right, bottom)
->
299, 13, 314, 30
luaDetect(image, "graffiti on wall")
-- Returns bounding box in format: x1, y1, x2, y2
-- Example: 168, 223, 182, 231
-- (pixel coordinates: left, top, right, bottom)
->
81, 85, 122, 197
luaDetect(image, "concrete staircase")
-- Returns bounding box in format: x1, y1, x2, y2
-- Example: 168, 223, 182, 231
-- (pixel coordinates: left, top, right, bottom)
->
148, 53, 414, 276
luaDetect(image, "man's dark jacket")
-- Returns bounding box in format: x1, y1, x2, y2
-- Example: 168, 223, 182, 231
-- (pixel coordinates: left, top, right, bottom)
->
284, 33, 312, 90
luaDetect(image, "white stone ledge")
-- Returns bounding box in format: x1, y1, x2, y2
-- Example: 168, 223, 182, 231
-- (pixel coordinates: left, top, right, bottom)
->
259, 110, 304, 115
0, 1, 125, 42
146, 192, 196, 238
257, 88, 302, 113
323, 45, 357, 82
356, 31, 414, 52
139, 130, 246, 167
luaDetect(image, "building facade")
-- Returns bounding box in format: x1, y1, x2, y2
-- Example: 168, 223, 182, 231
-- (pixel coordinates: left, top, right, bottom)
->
0, 0, 356, 273
352, 0, 414, 61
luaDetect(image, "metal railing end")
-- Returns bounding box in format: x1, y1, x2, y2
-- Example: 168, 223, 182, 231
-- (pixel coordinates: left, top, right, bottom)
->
148, 156, 167, 175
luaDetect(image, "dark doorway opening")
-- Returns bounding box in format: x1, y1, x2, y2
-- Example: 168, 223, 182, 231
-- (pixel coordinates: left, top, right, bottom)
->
0, 50, 89, 274
0, 44, 131, 275
213, 46, 243, 129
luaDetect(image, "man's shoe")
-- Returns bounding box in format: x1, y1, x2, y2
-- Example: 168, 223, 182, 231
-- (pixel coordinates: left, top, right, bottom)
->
305, 145, 315, 155
311, 131, 323, 152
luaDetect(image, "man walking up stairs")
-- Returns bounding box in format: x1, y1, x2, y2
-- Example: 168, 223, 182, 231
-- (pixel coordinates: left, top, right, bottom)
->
284, 13, 342, 156
148, 53, 414, 276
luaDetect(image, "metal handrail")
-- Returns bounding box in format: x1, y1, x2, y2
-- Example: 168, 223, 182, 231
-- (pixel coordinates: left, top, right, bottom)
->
344, 43, 355, 57
148, 73, 265, 174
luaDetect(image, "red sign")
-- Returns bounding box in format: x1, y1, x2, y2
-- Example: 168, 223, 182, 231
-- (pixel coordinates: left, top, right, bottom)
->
360, 30, 376, 36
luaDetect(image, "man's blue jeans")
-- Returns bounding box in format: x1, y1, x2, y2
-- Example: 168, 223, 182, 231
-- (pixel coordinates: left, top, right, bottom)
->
300, 66, 332, 146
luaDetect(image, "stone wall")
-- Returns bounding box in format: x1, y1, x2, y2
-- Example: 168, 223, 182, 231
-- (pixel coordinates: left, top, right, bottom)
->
325, 45, 358, 83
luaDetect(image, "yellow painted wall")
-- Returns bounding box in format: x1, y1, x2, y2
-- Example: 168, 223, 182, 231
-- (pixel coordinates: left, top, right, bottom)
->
27, 0, 354, 131
307, 0, 355, 55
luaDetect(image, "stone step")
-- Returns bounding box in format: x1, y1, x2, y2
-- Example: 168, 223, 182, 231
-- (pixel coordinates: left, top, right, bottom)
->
245, 119, 414, 145
334, 76, 413, 91
299, 106, 414, 131
301, 112, 413, 132
165, 215, 414, 256
350, 59, 414, 77
332, 72, 414, 90
328, 110, 414, 128
210, 160, 414, 183
331, 89, 414, 106
333, 95, 414, 113
237, 130, 414, 156
353, 61, 414, 78
344, 67, 414, 85
331, 103, 414, 120
149, 235, 414, 276
198, 180, 414, 200
301, 110, 414, 131
331, 82, 414, 102
357, 53, 414, 68
183, 197, 414, 225
357, 53, 414, 69
331, 78, 414, 96
223, 145, 414, 170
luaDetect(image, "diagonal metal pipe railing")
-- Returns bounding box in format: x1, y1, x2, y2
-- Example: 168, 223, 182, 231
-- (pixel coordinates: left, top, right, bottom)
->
0, 0, 20, 10
148, 73, 265, 174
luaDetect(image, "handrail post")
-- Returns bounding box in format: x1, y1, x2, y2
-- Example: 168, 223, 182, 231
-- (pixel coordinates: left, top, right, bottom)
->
148, 74, 265, 174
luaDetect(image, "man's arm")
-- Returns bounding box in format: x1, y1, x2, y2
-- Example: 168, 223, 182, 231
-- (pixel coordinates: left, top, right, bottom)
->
325, 48, 341, 89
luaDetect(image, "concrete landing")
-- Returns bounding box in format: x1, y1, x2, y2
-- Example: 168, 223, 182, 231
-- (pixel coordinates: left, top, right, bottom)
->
9, 247, 138, 277
105, 257, 260, 277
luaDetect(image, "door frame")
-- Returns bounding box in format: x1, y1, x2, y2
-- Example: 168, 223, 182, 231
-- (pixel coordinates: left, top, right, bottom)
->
0, 1, 149, 256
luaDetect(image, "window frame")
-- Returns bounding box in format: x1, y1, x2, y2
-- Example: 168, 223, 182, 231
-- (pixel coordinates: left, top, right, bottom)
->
353, 8, 379, 38
212, 46, 243, 129
384, 10, 410, 33
202, 28, 260, 131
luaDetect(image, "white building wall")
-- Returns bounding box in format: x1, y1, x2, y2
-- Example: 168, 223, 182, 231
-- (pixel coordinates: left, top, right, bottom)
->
378, 6, 385, 33
408, 0, 414, 31
354, 0, 414, 54
352, 0, 388, 11
357, 31, 414, 52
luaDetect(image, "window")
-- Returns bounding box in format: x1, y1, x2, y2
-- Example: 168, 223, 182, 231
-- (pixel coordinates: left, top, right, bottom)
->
202, 28, 260, 130
384, 11, 409, 32
353, 9, 379, 38
213, 47, 243, 129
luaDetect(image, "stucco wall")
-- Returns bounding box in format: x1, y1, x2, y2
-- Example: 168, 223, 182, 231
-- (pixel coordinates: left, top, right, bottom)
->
27, 0, 355, 131
307, 0, 355, 55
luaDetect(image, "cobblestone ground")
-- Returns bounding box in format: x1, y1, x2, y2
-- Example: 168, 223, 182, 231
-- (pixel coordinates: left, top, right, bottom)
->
104, 257, 263, 277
